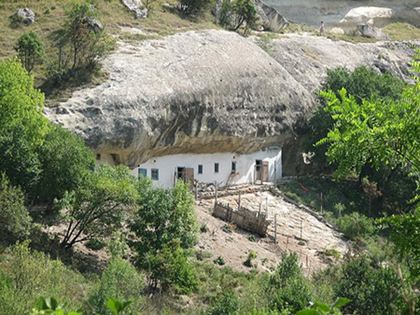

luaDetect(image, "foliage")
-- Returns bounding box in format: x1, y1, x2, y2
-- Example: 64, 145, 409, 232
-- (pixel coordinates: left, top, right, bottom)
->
34, 124, 95, 204
0, 58, 49, 189
178, 0, 215, 18
106, 299, 132, 315
14, 31, 45, 73
379, 211, 420, 282
85, 238, 105, 251
31, 297, 80, 315
267, 253, 313, 313
307, 66, 406, 173
213, 256, 226, 266
57, 165, 138, 249
63, 1, 109, 71
218, 0, 258, 36
316, 65, 419, 180
131, 178, 198, 264
296, 297, 351, 315
335, 257, 403, 314
337, 212, 376, 240
147, 239, 198, 294
0, 241, 87, 315
0, 174, 32, 239
207, 290, 239, 315
244, 251, 257, 268
88, 258, 144, 314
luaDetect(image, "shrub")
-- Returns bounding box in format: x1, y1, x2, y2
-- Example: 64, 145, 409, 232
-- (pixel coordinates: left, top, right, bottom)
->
86, 238, 105, 251
337, 212, 376, 240
0, 175, 32, 240
207, 291, 239, 315
244, 251, 257, 268
178, 0, 215, 18
14, 31, 45, 73
88, 258, 144, 314
0, 241, 87, 315
214, 256, 226, 266
219, 0, 258, 36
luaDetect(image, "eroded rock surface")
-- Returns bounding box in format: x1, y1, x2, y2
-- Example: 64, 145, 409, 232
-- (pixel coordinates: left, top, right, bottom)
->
45, 30, 418, 170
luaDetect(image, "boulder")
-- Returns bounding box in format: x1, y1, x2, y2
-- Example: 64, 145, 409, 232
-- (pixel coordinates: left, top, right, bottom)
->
254, 0, 289, 32
82, 16, 103, 33
120, 0, 147, 19
339, 7, 393, 26
11, 8, 35, 25
44, 30, 418, 171
357, 24, 389, 40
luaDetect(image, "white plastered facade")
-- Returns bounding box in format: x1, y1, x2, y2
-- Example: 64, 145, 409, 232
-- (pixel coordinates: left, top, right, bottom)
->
131, 147, 282, 188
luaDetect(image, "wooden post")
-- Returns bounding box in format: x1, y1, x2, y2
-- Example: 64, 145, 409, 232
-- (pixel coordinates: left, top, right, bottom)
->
300, 219, 303, 239
265, 197, 269, 219
338, 203, 342, 218
274, 214, 277, 243
238, 191, 241, 211
258, 202, 262, 217
195, 182, 198, 200
214, 181, 218, 210
286, 236, 289, 252
320, 192, 323, 215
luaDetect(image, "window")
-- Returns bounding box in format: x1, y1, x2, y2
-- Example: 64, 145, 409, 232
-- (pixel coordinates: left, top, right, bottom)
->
231, 161, 237, 172
214, 163, 219, 173
198, 164, 203, 174
151, 168, 159, 180
138, 168, 147, 178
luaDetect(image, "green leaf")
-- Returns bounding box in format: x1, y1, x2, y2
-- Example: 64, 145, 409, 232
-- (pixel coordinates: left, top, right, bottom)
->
332, 297, 351, 309
295, 310, 319, 315
313, 302, 330, 312
107, 298, 123, 314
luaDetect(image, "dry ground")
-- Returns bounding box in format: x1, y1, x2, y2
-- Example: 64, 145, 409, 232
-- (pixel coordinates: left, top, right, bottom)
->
195, 188, 349, 275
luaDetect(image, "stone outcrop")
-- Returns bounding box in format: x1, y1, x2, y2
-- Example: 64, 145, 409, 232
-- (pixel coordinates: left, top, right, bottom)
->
255, 0, 289, 32
11, 8, 35, 25
44, 30, 418, 171
120, 0, 147, 19
357, 24, 389, 39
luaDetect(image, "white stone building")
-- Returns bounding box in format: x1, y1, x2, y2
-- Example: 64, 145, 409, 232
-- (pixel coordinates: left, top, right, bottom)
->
130, 146, 282, 188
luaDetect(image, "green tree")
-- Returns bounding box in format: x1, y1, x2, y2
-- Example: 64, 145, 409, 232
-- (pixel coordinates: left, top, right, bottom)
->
34, 124, 95, 204
267, 253, 313, 313
0, 59, 49, 189
88, 258, 144, 314
64, 1, 110, 71
219, 0, 258, 36
14, 31, 45, 74
57, 165, 138, 249
0, 174, 32, 240
131, 179, 198, 258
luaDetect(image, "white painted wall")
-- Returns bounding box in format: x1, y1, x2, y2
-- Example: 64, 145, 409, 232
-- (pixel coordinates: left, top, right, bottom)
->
131, 148, 282, 188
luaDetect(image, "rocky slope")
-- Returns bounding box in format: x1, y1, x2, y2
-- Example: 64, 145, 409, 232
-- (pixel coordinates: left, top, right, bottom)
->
45, 30, 418, 169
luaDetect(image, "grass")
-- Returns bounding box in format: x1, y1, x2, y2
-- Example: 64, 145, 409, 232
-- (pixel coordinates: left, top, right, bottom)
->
0, 0, 219, 98
382, 22, 420, 40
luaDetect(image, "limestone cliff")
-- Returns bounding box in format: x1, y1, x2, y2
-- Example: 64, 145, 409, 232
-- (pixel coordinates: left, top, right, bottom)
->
45, 30, 418, 169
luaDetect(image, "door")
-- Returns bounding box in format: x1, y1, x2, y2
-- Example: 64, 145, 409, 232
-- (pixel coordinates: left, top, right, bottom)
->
176, 167, 194, 187
262, 161, 269, 182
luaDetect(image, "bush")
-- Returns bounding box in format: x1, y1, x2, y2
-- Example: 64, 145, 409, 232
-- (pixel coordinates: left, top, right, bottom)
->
244, 251, 257, 268
219, 0, 258, 36
0, 241, 87, 315
337, 212, 376, 240
267, 253, 313, 313
14, 31, 45, 74
178, 0, 215, 18
0, 175, 32, 240
214, 256, 226, 266
207, 291, 239, 315
88, 258, 144, 314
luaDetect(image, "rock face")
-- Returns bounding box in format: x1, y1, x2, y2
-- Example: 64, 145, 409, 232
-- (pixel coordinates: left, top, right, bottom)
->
45, 30, 418, 171
255, 0, 289, 32
11, 8, 35, 25
265, 0, 420, 28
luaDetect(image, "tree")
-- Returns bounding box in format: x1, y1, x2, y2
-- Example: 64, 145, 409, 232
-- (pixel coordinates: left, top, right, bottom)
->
131, 179, 198, 258
130, 179, 198, 290
219, 0, 258, 36
64, 1, 109, 71
0, 174, 32, 240
34, 124, 95, 204
267, 253, 313, 313
0, 59, 49, 189
57, 165, 138, 249
14, 31, 45, 73
307, 66, 406, 173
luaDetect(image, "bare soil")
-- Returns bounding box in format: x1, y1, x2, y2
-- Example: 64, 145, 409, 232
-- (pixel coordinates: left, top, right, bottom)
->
195, 188, 349, 275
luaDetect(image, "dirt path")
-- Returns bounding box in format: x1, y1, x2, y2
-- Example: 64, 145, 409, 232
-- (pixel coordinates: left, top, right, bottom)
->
195, 189, 348, 275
